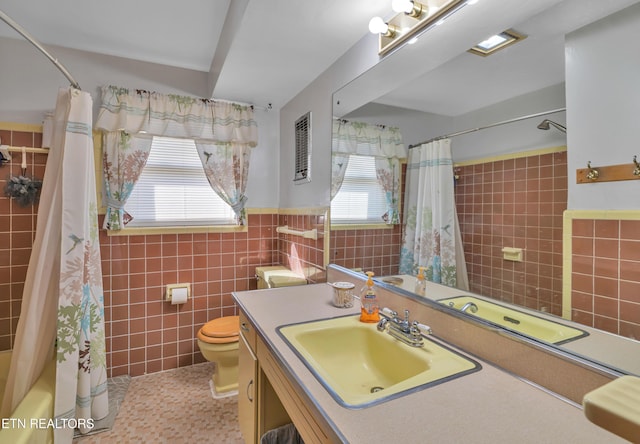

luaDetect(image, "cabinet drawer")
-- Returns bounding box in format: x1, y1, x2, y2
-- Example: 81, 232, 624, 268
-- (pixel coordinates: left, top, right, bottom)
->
239, 310, 257, 352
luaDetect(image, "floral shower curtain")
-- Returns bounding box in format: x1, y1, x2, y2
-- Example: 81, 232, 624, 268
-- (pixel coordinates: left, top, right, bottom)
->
331, 119, 405, 223
0, 88, 109, 442
95, 86, 258, 229
399, 139, 469, 289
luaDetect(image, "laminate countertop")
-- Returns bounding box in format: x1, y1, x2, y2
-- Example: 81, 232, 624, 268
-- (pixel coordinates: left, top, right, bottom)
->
233, 283, 624, 443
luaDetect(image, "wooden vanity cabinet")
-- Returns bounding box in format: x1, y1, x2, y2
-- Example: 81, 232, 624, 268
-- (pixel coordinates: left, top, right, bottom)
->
238, 311, 258, 443
256, 336, 339, 443
238, 333, 257, 443
237, 309, 338, 443
238, 310, 291, 443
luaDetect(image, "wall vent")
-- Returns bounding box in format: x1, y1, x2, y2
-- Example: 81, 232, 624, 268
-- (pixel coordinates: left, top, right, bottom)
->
294, 112, 311, 183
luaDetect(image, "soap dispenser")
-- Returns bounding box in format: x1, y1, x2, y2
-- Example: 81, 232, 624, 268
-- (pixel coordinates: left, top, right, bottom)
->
360, 271, 380, 323
414, 266, 427, 296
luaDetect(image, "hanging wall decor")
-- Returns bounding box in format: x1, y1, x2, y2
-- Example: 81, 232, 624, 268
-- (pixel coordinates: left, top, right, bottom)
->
4, 148, 42, 207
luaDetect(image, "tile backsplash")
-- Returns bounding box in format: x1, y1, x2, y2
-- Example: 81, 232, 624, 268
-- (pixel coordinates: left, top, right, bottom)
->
3, 124, 638, 377
100, 213, 280, 376
330, 226, 402, 277
571, 218, 640, 340
277, 211, 327, 283
2, 124, 331, 378
0, 127, 46, 351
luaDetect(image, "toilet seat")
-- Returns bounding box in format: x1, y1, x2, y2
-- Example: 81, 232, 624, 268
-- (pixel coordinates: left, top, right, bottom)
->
197, 316, 240, 344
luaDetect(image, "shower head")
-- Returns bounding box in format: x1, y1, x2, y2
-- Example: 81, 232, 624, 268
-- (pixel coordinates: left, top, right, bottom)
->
537, 119, 566, 133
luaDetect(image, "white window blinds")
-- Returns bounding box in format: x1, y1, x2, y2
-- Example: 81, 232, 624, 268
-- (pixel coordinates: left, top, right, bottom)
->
125, 137, 235, 227
331, 155, 388, 224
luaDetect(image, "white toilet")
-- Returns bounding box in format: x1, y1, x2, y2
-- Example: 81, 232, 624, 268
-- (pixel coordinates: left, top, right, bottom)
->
197, 315, 240, 396
197, 266, 307, 397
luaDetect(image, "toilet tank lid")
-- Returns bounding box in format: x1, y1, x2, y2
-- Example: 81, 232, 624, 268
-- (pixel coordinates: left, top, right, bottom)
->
255, 265, 289, 279
201, 316, 240, 338
268, 275, 307, 287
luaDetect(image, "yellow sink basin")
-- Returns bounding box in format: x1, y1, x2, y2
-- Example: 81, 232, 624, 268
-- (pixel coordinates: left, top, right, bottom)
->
277, 315, 480, 408
438, 296, 588, 344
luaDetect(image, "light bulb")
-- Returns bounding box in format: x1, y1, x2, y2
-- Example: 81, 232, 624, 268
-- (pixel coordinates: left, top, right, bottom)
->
368, 16, 389, 34
392, 0, 414, 13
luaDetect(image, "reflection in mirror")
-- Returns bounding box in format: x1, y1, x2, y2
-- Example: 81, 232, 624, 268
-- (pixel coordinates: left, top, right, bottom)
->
329, 1, 640, 376
329, 119, 406, 276
398, 137, 469, 290
373, 273, 640, 376
330, 120, 405, 226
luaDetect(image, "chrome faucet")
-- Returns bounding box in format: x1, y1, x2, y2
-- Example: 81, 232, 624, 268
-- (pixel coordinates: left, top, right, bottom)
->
460, 302, 478, 313
377, 308, 431, 348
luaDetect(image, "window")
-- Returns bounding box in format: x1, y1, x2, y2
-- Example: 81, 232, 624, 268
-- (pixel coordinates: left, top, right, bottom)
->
331, 155, 388, 224
125, 136, 235, 227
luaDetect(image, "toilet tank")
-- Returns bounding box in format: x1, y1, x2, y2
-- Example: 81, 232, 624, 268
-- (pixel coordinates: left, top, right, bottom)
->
255, 266, 307, 289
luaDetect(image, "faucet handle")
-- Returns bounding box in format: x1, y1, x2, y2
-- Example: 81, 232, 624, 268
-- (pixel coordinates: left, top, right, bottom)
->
413, 321, 432, 335
381, 307, 397, 318
404, 309, 410, 322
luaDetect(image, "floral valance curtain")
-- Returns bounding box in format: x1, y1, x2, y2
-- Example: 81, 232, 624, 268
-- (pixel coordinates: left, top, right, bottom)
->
95, 85, 259, 229
331, 118, 406, 158
331, 119, 406, 224
96, 86, 258, 142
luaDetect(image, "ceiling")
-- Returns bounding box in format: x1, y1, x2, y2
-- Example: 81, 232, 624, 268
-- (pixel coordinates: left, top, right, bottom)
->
1, 0, 638, 115
0, 0, 391, 109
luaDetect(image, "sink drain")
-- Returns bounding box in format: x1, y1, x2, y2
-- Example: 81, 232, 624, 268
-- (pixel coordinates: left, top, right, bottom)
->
370, 386, 384, 393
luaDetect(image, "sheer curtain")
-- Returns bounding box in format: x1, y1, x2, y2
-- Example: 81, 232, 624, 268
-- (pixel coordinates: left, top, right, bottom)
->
194, 141, 251, 225
331, 119, 406, 223
399, 139, 469, 289
101, 132, 152, 230
0, 88, 109, 442
95, 86, 259, 228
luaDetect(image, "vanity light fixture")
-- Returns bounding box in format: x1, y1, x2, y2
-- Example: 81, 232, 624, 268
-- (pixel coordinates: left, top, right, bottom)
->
369, 0, 471, 56
391, 0, 426, 18
468, 29, 526, 56
368, 16, 398, 38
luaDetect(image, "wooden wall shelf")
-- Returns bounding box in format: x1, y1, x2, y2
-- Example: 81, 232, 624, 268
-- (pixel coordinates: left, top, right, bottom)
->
576, 162, 640, 184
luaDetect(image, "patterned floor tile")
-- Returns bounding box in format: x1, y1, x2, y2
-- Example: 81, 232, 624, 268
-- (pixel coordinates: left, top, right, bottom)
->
73, 363, 243, 444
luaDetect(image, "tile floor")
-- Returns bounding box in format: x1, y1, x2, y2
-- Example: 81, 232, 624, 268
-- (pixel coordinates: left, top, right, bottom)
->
74, 363, 244, 443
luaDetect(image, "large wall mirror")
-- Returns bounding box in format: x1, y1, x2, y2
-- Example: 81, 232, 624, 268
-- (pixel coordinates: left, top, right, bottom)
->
330, 0, 640, 376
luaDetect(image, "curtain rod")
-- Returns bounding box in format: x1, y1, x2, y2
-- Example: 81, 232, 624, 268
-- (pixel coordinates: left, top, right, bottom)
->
0, 9, 81, 90
408, 107, 566, 149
